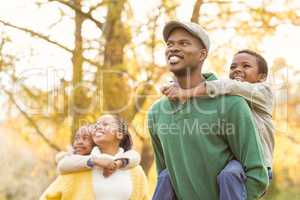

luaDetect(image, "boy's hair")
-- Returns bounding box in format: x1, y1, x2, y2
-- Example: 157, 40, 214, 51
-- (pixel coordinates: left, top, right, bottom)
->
235, 49, 268, 76
111, 114, 133, 152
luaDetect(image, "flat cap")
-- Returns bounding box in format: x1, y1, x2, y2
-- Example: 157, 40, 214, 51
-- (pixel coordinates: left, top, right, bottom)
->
163, 20, 210, 51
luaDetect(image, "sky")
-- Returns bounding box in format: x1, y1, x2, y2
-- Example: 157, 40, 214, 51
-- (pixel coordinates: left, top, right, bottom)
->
0, 0, 299, 121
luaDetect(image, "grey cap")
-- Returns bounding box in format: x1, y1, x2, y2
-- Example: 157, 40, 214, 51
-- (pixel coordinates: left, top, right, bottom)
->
163, 20, 210, 51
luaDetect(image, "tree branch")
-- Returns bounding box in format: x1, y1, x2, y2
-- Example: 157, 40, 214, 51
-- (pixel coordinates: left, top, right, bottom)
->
0, 19, 102, 68
88, 0, 108, 15
49, 0, 103, 30
2, 88, 62, 151
191, 0, 203, 23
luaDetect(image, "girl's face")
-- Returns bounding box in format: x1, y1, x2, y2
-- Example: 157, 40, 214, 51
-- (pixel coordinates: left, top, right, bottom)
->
92, 115, 123, 146
73, 127, 94, 155
229, 53, 266, 83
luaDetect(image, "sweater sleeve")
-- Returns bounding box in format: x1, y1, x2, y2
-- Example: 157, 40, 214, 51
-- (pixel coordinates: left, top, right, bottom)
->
224, 97, 269, 200
206, 79, 273, 114
39, 177, 63, 200
148, 109, 166, 175
57, 154, 92, 174
115, 149, 141, 169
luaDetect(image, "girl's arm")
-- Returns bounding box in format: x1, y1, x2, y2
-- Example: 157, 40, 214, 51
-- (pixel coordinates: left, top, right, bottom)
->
57, 153, 114, 174
57, 154, 92, 174
115, 149, 141, 169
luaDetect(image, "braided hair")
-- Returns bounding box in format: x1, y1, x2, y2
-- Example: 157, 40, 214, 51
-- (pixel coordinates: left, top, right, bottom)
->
110, 114, 133, 151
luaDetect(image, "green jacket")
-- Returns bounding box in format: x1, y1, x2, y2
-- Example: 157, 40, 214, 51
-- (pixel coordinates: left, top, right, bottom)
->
148, 73, 268, 200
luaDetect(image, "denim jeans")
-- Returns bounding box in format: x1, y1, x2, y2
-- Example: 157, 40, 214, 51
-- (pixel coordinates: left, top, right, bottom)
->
152, 169, 177, 200
217, 160, 247, 200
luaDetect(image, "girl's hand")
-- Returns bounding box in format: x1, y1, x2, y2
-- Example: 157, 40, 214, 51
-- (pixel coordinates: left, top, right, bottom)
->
103, 160, 122, 177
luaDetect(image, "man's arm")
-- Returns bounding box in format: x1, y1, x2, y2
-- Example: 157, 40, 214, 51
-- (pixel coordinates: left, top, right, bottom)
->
148, 110, 166, 175
224, 97, 269, 199
206, 79, 273, 114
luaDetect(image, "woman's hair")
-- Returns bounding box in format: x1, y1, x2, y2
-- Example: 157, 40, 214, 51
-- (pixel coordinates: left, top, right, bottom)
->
235, 49, 268, 76
111, 114, 133, 151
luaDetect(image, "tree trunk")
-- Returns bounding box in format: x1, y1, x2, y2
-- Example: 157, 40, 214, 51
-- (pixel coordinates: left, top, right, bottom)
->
71, 0, 84, 140
96, 0, 133, 120
191, 0, 203, 23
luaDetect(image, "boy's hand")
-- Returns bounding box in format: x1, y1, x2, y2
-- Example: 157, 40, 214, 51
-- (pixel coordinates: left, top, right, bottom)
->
103, 160, 123, 177
161, 84, 188, 102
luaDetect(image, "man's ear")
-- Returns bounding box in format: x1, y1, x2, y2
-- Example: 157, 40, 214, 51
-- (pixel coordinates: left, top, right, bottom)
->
199, 49, 208, 62
116, 132, 124, 140
258, 73, 267, 82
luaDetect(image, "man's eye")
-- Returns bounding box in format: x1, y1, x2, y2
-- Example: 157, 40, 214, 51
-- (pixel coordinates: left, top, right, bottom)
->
230, 65, 236, 69
181, 41, 189, 46
244, 64, 251, 68
167, 42, 173, 47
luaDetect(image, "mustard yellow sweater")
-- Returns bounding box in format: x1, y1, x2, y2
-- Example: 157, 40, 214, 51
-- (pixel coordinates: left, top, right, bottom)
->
40, 166, 149, 200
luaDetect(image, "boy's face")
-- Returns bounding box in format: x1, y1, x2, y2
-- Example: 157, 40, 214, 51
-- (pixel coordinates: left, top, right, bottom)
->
229, 53, 266, 83
73, 127, 94, 155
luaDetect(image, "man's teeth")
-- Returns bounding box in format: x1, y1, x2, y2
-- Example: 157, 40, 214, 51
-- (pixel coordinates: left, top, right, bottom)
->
169, 56, 180, 64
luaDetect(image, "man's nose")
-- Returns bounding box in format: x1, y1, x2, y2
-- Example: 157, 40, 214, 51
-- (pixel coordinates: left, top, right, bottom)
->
168, 44, 180, 52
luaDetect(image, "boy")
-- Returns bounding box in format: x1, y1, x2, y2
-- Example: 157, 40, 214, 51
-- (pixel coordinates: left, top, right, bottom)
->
160, 49, 274, 200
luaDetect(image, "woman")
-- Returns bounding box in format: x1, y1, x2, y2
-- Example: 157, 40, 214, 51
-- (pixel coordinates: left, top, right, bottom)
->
40, 114, 149, 200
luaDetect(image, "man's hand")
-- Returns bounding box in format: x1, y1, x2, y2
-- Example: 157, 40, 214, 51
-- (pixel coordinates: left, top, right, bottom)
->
103, 160, 123, 177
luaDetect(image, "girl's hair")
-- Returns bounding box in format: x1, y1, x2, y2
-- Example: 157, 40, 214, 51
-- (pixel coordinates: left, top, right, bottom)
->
110, 114, 133, 151
74, 125, 96, 146
235, 49, 268, 76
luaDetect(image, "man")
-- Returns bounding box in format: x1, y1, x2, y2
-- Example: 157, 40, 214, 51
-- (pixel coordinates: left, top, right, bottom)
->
148, 20, 269, 200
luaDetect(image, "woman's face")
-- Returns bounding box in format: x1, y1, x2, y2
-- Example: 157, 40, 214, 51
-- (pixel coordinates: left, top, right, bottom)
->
73, 127, 94, 155
92, 115, 123, 146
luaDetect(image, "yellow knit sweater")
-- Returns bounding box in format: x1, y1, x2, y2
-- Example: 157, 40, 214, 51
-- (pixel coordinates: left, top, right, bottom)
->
40, 166, 149, 200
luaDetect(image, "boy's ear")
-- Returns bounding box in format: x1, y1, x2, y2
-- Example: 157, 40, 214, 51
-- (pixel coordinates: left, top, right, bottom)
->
258, 73, 267, 82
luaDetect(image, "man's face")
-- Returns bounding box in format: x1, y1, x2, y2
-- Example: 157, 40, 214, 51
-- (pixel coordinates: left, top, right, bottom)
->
165, 28, 206, 77
229, 53, 265, 83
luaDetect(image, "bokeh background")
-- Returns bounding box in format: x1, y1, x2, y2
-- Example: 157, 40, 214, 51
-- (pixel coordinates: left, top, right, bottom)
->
0, 0, 300, 199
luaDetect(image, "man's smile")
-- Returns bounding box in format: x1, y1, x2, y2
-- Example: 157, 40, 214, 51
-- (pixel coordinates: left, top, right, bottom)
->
168, 55, 183, 65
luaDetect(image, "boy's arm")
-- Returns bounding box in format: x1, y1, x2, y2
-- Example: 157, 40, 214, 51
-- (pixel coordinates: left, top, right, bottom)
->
205, 79, 273, 114
225, 97, 269, 200
115, 149, 141, 169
